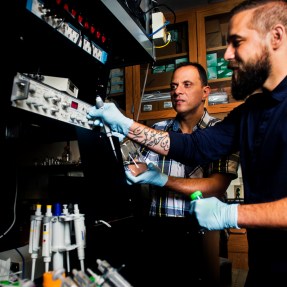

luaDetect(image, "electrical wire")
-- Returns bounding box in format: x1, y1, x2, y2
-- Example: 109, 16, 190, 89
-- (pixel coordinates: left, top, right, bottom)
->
0, 172, 18, 239
15, 248, 25, 279
155, 31, 171, 48
144, 1, 176, 50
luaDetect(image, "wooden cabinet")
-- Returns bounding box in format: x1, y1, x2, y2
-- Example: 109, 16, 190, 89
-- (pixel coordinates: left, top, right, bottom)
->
125, 0, 244, 122
125, 11, 198, 121
228, 228, 249, 270
196, 0, 244, 114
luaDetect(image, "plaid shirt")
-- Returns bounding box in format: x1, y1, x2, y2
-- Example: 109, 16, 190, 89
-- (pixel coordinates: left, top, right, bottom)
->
141, 108, 239, 217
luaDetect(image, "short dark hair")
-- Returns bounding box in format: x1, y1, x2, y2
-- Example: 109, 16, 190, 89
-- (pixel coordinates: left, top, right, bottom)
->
231, 0, 282, 14
231, 0, 287, 35
173, 62, 208, 86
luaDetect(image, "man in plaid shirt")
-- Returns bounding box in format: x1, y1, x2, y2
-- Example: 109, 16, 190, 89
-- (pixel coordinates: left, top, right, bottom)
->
126, 62, 239, 286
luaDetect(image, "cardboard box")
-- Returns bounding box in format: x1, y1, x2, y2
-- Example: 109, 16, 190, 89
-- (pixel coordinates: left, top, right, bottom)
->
141, 71, 173, 90
206, 31, 222, 48
205, 19, 220, 34
220, 23, 229, 45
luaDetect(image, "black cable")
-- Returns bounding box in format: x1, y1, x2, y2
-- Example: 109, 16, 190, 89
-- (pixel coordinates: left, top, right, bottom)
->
0, 171, 18, 239
15, 248, 25, 279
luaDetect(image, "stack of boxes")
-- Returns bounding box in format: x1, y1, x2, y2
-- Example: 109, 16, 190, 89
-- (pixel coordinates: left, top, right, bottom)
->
108, 68, 124, 94
217, 58, 232, 79
152, 57, 188, 74
207, 53, 233, 80
205, 19, 223, 49
205, 19, 233, 80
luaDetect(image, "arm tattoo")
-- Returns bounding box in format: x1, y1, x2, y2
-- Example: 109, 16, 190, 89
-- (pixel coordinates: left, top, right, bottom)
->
131, 124, 170, 152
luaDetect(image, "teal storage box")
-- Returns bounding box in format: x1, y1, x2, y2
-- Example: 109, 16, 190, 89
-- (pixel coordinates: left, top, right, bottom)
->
206, 53, 217, 67
217, 58, 228, 68
217, 65, 233, 78
208, 66, 218, 80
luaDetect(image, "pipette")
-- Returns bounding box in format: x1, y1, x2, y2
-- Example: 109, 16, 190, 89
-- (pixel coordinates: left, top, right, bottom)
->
28, 204, 43, 281
73, 204, 86, 272
42, 205, 53, 272
95, 96, 118, 159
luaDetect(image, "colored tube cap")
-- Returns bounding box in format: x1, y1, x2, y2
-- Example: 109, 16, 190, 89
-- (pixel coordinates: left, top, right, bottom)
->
190, 190, 203, 201
43, 272, 63, 287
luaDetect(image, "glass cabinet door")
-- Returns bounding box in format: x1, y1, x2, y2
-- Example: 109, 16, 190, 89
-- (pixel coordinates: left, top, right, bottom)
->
196, 1, 244, 116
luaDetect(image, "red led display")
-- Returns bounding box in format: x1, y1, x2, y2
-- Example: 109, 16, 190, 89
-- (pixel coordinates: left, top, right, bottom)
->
78, 14, 84, 25
63, 4, 69, 12
101, 35, 106, 43
71, 101, 78, 109
84, 21, 89, 30
90, 25, 96, 34
71, 8, 77, 17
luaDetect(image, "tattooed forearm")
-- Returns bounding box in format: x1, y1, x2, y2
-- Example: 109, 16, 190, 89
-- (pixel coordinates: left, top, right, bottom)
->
128, 123, 170, 155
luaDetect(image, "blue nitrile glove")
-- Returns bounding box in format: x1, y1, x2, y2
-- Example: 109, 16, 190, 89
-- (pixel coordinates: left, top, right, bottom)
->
87, 102, 133, 136
189, 197, 239, 230
125, 162, 168, 187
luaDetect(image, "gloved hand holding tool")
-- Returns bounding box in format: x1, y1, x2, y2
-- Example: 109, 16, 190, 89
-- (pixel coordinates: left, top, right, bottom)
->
87, 102, 133, 137
189, 197, 239, 230
125, 162, 168, 187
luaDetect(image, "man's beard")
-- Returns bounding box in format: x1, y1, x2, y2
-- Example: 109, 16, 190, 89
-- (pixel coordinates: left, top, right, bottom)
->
231, 51, 270, 101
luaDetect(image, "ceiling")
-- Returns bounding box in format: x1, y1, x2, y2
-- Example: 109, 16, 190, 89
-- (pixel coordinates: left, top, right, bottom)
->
156, 0, 226, 12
